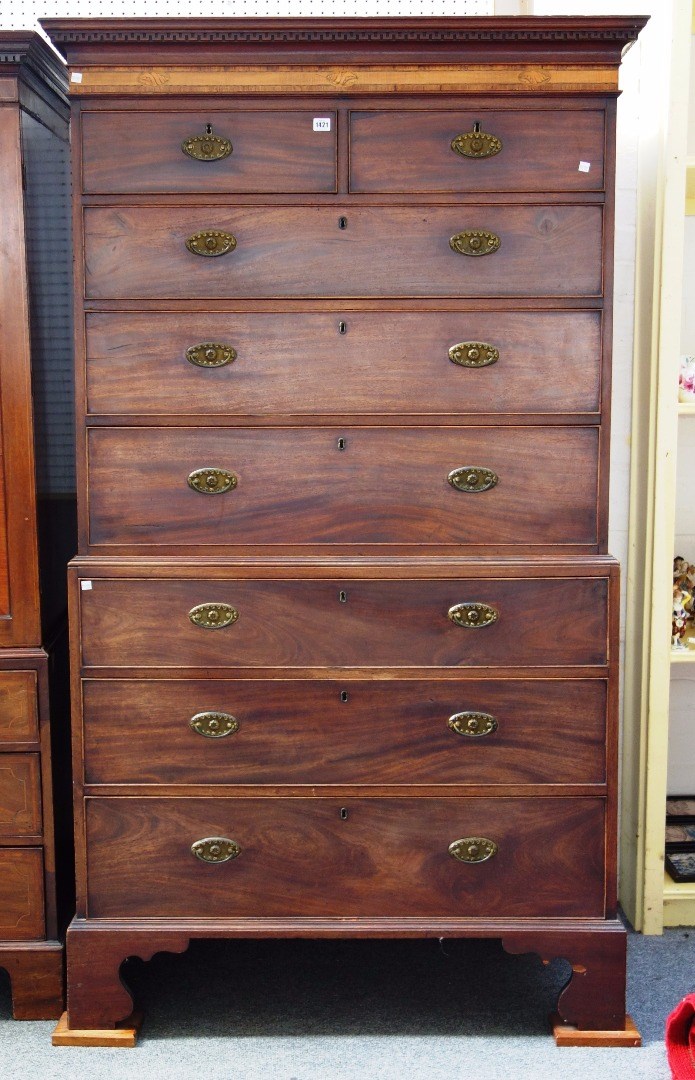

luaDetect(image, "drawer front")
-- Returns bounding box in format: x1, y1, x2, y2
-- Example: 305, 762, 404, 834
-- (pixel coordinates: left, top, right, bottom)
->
350, 109, 605, 193
81, 110, 338, 194
85, 796, 606, 918
0, 848, 45, 939
0, 671, 38, 744
78, 576, 609, 669
85, 310, 602, 418
87, 427, 599, 549
82, 678, 607, 786
0, 754, 41, 835
83, 205, 603, 300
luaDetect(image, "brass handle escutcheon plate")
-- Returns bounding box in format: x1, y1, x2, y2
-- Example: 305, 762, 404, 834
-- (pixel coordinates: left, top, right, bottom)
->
450, 231, 501, 257
188, 603, 238, 630
448, 467, 498, 493
186, 231, 237, 257
448, 602, 498, 629
190, 711, 239, 738
449, 342, 499, 368
188, 468, 237, 495
182, 131, 233, 161
449, 837, 498, 863
448, 712, 498, 737
191, 837, 241, 863
451, 128, 502, 159
186, 343, 237, 368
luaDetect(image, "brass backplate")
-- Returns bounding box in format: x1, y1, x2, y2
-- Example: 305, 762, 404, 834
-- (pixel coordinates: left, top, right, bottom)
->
451, 130, 502, 159
190, 711, 239, 738
187, 467, 237, 495
449, 231, 501, 257
448, 602, 499, 629
186, 343, 237, 368
448, 712, 498, 737
185, 230, 237, 257
448, 342, 499, 368
182, 133, 233, 161
448, 466, 499, 493
188, 603, 239, 629
449, 837, 498, 863
191, 837, 241, 863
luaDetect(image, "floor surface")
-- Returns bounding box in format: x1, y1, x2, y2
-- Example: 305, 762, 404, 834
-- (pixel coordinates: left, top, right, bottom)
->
0, 928, 692, 1079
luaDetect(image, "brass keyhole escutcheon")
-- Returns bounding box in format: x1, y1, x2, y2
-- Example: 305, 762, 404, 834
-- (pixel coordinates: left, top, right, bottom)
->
339, 321, 347, 335
339, 216, 348, 229
339, 590, 347, 603
340, 690, 349, 702
340, 807, 348, 820
338, 437, 346, 450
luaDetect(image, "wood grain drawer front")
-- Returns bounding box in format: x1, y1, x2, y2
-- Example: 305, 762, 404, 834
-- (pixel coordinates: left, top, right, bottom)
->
85, 796, 606, 919
0, 671, 38, 744
83, 205, 603, 300
82, 678, 607, 786
81, 110, 337, 194
0, 754, 41, 835
0, 848, 44, 939
85, 310, 602, 418
349, 109, 605, 193
78, 576, 609, 669
87, 427, 599, 549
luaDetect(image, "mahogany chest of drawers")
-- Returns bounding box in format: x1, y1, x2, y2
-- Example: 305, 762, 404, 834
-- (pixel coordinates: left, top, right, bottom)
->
44, 15, 647, 1041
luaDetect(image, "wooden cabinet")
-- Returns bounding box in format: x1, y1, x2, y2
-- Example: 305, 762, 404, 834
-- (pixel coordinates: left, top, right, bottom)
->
44, 15, 647, 1042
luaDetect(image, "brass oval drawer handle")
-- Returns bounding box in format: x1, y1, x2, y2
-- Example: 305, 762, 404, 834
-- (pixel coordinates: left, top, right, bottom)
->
182, 127, 233, 162
448, 711, 498, 737
449, 342, 499, 368
191, 837, 241, 863
450, 231, 500, 257
451, 125, 502, 160
448, 602, 498, 629
188, 603, 238, 630
449, 837, 498, 864
186, 343, 237, 368
448, 467, 498, 493
186, 230, 237, 257
190, 711, 239, 738
187, 468, 237, 495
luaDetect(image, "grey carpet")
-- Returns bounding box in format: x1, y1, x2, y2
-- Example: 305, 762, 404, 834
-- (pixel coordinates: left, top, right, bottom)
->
0, 928, 692, 1079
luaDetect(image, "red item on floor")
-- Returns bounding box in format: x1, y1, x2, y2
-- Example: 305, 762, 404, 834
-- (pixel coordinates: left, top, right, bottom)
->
667, 993, 695, 1078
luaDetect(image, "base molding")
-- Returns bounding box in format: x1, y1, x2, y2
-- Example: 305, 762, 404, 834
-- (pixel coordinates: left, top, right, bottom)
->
52, 1010, 141, 1047
0, 941, 63, 1020
551, 1012, 642, 1047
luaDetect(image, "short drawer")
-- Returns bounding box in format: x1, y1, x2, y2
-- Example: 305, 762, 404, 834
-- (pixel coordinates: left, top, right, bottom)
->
0, 848, 45, 939
349, 109, 606, 192
77, 574, 610, 669
81, 110, 337, 193
86, 426, 600, 550
83, 205, 603, 300
0, 754, 41, 835
85, 310, 602, 418
0, 671, 38, 745
82, 678, 607, 786
85, 796, 606, 919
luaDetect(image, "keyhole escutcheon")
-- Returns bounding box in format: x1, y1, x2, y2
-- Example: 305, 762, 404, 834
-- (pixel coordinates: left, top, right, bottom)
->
340, 807, 349, 820
339, 216, 348, 230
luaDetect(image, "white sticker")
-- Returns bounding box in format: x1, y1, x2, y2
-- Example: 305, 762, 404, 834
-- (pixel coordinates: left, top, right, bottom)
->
80, 580, 93, 591
313, 117, 331, 131
578, 161, 591, 173
70, 71, 83, 84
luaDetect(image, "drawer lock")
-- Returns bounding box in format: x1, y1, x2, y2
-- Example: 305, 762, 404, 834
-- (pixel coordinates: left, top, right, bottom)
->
187, 467, 237, 495
451, 123, 502, 160
448, 602, 498, 629
185, 230, 237, 257
188, 603, 239, 630
190, 711, 239, 738
186, 343, 237, 368
182, 126, 233, 162
448, 342, 499, 368
448, 466, 498, 493
448, 712, 498, 737
449, 837, 498, 864
450, 231, 501, 257
191, 837, 241, 863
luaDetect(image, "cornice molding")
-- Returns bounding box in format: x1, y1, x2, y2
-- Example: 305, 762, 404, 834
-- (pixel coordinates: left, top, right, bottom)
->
0, 31, 68, 103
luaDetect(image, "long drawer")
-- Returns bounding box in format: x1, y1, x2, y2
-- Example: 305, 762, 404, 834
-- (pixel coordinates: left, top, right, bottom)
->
84, 310, 603, 418
82, 678, 607, 786
76, 574, 610, 669
82, 205, 603, 299
0, 754, 42, 835
0, 848, 45, 939
84, 796, 606, 918
86, 426, 599, 549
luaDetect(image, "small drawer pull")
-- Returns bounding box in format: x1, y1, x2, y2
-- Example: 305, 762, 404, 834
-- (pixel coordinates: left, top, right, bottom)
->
448, 466, 498, 493
188, 603, 238, 630
190, 711, 239, 738
187, 467, 237, 495
451, 124, 502, 160
182, 127, 233, 162
449, 837, 498, 864
448, 712, 498, 737
186, 343, 237, 368
448, 602, 498, 630
191, 837, 241, 863
449, 342, 499, 368
186, 230, 237, 257
450, 231, 501, 257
